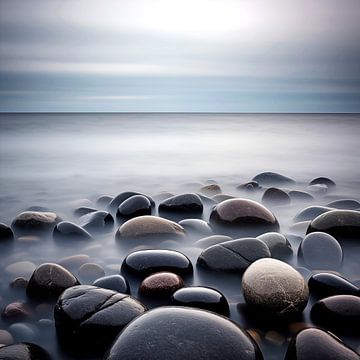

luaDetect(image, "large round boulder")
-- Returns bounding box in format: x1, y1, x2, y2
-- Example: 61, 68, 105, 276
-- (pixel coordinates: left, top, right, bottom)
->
0, 342, 51, 360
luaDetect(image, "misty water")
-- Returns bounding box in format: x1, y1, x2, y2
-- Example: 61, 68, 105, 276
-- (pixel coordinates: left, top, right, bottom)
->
0, 113, 360, 359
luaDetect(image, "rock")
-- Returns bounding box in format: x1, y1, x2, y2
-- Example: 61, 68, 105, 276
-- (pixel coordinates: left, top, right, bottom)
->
96, 195, 113, 208
0, 329, 13, 345
326, 199, 360, 210
122, 249, 193, 277
212, 194, 235, 203
5, 261, 36, 278
196, 193, 217, 206
152, 191, 175, 202
108, 192, 154, 213
309, 176, 336, 188
171, 286, 229, 315
54, 285, 146, 351
285, 327, 359, 360
197, 238, 271, 273
116, 195, 152, 220
26, 263, 79, 300
93, 275, 130, 294
178, 219, 213, 236
289, 221, 311, 236
73, 207, 97, 217
9, 277, 28, 290
308, 273, 360, 298
252, 172, 295, 186
311, 295, 360, 332
195, 234, 233, 248
11, 211, 62, 236
79, 211, 114, 233
53, 221, 93, 241
236, 181, 261, 191
115, 216, 185, 240
242, 258, 309, 316
306, 210, 360, 240
0, 343, 51, 360
158, 193, 203, 220
294, 206, 333, 222
307, 184, 328, 194
7, 323, 36, 342
199, 184, 222, 196
262, 188, 291, 206
78, 263, 105, 282
139, 272, 184, 297
257, 232, 293, 259
57, 254, 91, 271
1, 302, 32, 322
104, 307, 263, 360
298, 232, 342, 269
288, 191, 314, 202
209, 198, 279, 237
0, 223, 14, 242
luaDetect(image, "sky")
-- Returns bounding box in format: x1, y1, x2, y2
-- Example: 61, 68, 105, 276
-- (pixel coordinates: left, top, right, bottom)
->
0, 0, 359, 112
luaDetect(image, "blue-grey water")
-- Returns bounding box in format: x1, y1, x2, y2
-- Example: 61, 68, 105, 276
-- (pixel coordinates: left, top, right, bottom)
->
0, 113, 359, 359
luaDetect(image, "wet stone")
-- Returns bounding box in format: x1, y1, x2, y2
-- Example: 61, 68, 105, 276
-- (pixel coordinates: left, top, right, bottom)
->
5, 261, 36, 278
78, 263, 105, 282
178, 219, 213, 236
171, 286, 230, 315
1, 302, 32, 322
199, 184, 222, 196
54, 285, 147, 352
308, 272, 360, 298
209, 198, 279, 237
57, 254, 91, 271
262, 187, 291, 206
104, 306, 263, 360
122, 249, 193, 277
0, 223, 14, 242
236, 181, 261, 191
26, 263, 79, 300
108, 192, 155, 213
242, 258, 309, 316
116, 195, 152, 220
0, 329, 13, 345
289, 221, 311, 236
257, 232, 293, 260
252, 172, 295, 186
139, 272, 184, 297
8, 323, 36, 342
93, 275, 130, 294
306, 210, 360, 240
196, 193, 217, 206
288, 191, 314, 202
73, 206, 97, 217
309, 176, 336, 188
9, 277, 28, 290
0, 342, 51, 360
326, 199, 360, 210
285, 327, 359, 360
53, 221, 93, 241
79, 210, 114, 233
96, 195, 113, 208
195, 234, 233, 248
294, 206, 333, 222
298, 232, 343, 269
197, 238, 271, 273
311, 295, 360, 332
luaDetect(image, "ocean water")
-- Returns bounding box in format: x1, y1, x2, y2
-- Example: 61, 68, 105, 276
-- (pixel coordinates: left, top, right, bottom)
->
0, 113, 360, 359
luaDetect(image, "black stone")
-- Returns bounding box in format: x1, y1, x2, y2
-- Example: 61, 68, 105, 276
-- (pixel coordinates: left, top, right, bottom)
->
294, 206, 333, 222
122, 249, 193, 277
262, 187, 291, 205
53, 221, 93, 241
73, 207, 97, 217
0, 223, 14, 242
252, 172, 295, 186
171, 286, 230, 315
93, 275, 130, 294
54, 285, 147, 352
159, 193, 203, 220
26, 263, 79, 300
116, 195, 151, 219
284, 327, 359, 360
178, 219, 213, 236
197, 238, 271, 273
288, 191, 314, 202
108, 192, 154, 213
309, 177, 336, 188
257, 232, 293, 259
326, 199, 360, 210
308, 272, 360, 298
104, 307, 263, 360
79, 210, 114, 233
0, 342, 51, 360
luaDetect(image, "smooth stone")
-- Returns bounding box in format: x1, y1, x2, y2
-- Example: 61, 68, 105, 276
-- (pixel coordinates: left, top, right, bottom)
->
197, 238, 271, 273
311, 295, 360, 331
78, 263, 105, 282
152, 191, 175, 202
212, 194, 235, 203
0, 223, 14, 242
307, 184, 328, 194
93, 275, 130, 294
122, 249, 193, 277
257, 232, 293, 259
306, 210, 360, 240
139, 272, 184, 297
0, 343, 51, 360
308, 272, 360, 298
57, 254, 91, 271
199, 184, 222, 196
96, 195, 113, 208
178, 219, 213, 236
11, 211, 62, 235
0, 330, 13, 345
73, 207, 97, 217
262, 188, 291, 206
158, 193, 203, 219
5, 261, 36, 278
289, 221, 311, 236
116, 216, 185, 240
116, 195, 151, 220
26, 263, 79, 300
252, 172, 295, 186
209, 198, 279, 237
294, 206, 333, 222
7, 323, 36, 342
288, 191, 314, 202
285, 327, 359, 360
104, 307, 263, 360
9, 277, 29, 290
53, 221, 93, 241
171, 286, 230, 315
38, 319, 54, 329
242, 258, 309, 316
79, 211, 114, 233
196, 193, 217, 206
195, 234, 233, 248
108, 192, 155, 213
326, 199, 360, 210
298, 232, 343, 269
309, 176, 336, 188
54, 285, 147, 351
1, 302, 32, 322
236, 181, 261, 191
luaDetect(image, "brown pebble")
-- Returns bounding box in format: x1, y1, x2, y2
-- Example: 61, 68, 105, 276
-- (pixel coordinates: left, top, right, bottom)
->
0, 329, 14, 345
78, 263, 105, 281
1, 302, 32, 322
200, 184, 222, 196
9, 277, 28, 289
139, 272, 184, 297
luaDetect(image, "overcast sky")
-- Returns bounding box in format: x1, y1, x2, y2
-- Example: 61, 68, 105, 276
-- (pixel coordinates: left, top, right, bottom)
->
0, 0, 359, 112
